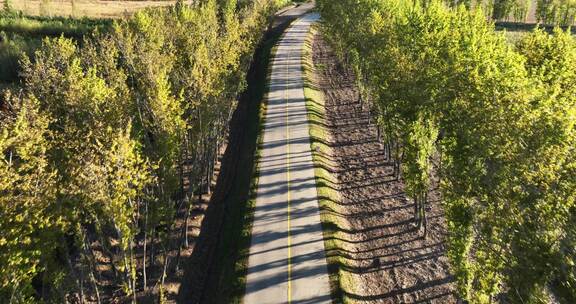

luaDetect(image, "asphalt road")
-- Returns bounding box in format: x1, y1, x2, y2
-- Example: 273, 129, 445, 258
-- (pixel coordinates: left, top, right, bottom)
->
244, 12, 331, 304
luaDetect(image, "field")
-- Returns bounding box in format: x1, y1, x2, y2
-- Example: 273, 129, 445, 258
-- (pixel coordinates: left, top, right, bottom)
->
0, 0, 193, 18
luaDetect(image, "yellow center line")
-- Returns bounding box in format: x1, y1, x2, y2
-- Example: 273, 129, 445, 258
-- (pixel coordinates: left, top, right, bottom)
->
285, 45, 293, 304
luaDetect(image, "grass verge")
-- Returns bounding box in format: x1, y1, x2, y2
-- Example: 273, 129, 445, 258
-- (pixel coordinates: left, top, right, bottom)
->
301, 25, 355, 304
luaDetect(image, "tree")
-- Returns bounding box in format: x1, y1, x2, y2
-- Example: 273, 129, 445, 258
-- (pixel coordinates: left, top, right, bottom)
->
0, 93, 56, 302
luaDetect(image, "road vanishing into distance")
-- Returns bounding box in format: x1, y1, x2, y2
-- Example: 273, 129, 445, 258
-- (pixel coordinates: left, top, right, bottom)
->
244, 11, 332, 304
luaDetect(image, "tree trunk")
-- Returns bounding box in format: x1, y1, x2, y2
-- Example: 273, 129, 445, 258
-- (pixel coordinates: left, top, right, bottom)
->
79, 265, 85, 304
149, 227, 155, 274
414, 196, 419, 224
206, 150, 212, 195
394, 142, 400, 179
63, 238, 82, 303
161, 252, 169, 287
130, 244, 137, 303
82, 231, 101, 304
422, 193, 428, 239
143, 200, 148, 291
184, 197, 192, 248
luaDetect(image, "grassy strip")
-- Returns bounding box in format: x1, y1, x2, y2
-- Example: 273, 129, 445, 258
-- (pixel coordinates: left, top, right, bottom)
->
0, 31, 40, 82
301, 25, 354, 304
0, 11, 110, 38
0, 11, 110, 83
207, 17, 295, 304
2, 0, 186, 19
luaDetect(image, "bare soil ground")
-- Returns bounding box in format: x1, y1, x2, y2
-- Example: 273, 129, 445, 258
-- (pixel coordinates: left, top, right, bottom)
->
311, 32, 457, 303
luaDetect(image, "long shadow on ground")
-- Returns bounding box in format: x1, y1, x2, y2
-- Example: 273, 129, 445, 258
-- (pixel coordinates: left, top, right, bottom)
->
309, 31, 457, 303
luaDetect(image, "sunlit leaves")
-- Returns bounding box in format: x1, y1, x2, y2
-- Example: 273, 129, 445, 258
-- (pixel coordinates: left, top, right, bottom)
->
0, 95, 57, 301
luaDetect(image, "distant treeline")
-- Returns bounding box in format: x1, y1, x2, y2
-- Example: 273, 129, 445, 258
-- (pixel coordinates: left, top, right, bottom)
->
447, 0, 575, 25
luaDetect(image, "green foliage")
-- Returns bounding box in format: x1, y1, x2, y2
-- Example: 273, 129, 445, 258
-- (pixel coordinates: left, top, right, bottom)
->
403, 114, 438, 198
491, 0, 531, 20
0, 31, 41, 82
0, 93, 57, 301
318, 0, 576, 302
441, 0, 575, 24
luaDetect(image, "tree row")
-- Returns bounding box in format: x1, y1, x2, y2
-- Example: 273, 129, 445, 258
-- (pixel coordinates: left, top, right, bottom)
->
318, 0, 576, 302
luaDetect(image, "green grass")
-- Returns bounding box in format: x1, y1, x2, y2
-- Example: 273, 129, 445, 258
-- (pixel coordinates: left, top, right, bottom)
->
0, 31, 40, 82
501, 30, 527, 44
495, 21, 576, 44
0, 11, 109, 83
2, 0, 193, 19
301, 25, 354, 304
0, 10, 110, 38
